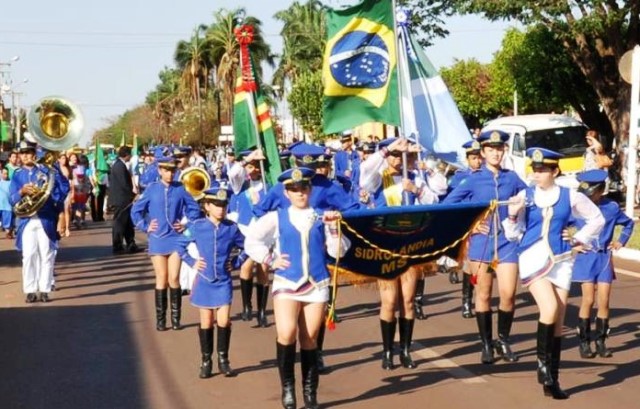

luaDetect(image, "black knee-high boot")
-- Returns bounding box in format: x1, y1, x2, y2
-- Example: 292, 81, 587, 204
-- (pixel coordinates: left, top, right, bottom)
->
217, 325, 235, 377
240, 278, 253, 321
155, 289, 168, 331
595, 317, 613, 357
255, 283, 269, 328
277, 342, 297, 409
476, 311, 494, 364
413, 279, 426, 320
399, 317, 417, 369
380, 319, 396, 370
461, 274, 474, 319
495, 309, 518, 362
316, 320, 329, 374
300, 349, 319, 409
536, 322, 554, 387
545, 336, 569, 399
198, 327, 213, 378
577, 317, 596, 358
169, 287, 182, 330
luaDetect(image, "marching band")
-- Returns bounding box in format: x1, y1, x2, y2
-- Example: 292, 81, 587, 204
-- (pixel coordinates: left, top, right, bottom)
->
6, 129, 632, 407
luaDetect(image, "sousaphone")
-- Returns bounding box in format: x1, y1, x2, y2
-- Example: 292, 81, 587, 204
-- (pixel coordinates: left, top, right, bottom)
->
13, 96, 84, 217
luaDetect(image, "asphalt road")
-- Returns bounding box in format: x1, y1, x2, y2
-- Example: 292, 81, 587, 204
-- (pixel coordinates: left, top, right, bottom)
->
1, 221, 639, 409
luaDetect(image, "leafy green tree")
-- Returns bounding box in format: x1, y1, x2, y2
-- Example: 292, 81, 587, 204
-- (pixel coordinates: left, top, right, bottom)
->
287, 70, 323, 138
440, 58, 506, 128
273, 1, 326, 96
398, 0, 455, 47
493, 26, 611, 137
451, 0, 640, 142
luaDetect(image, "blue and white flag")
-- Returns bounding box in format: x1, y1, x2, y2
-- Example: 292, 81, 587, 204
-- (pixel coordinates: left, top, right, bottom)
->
396, 10, 471, 168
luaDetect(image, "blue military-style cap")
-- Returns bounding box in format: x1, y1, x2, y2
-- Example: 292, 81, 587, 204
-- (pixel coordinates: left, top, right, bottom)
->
577, 169, 608, 184
577, 169, 608, 196
290, 143, 331, 165
477, 130, 509, 146
462, 140, 481, 154
173, 146, 191, 158
153, 146, 168, 159
278, 167, 315, 186
377, 138, 397, 150
340, 130, 354, 141
157, 156, 177, 169
526, 147, 564, 167
202, 185, 232, 203
357, 141, 376, 153
18, 140, 37, 153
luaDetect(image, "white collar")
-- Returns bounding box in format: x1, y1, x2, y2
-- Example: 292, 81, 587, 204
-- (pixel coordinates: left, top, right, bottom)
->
533, 184, 560, 208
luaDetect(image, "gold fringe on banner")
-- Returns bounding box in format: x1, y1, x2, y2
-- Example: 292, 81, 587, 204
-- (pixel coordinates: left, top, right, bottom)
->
325, 201, 497, 330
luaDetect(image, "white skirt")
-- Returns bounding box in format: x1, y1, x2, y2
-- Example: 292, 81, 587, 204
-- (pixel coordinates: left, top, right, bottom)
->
272, 278, 329, 303
541, 259, 573, 291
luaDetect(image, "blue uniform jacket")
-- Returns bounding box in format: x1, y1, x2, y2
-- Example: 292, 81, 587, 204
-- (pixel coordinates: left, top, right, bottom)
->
131, 181, 201, 238
139, 162, 159, 191
334, 150, 359, 179
447, 168, 473, 195
253, 174, 362, 218
572, 198, 634, 251
178, 218, 246, 282
10, 165, 70, 251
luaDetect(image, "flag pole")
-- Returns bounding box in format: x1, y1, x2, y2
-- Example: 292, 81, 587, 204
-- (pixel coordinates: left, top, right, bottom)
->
238, 35, 268, 192
392, 0, 410, 204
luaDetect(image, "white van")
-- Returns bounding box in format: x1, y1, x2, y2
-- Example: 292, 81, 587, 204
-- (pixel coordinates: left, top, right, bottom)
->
482, 114, 587, 188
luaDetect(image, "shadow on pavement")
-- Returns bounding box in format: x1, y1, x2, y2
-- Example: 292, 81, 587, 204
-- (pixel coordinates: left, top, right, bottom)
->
0, 304, 147, 409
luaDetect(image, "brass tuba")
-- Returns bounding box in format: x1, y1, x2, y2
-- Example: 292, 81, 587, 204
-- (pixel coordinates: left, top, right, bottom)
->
13, 96, 84, 217
180, 166, 211, 200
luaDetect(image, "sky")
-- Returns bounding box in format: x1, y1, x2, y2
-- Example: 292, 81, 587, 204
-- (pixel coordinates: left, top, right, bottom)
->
0, 0, 514, 146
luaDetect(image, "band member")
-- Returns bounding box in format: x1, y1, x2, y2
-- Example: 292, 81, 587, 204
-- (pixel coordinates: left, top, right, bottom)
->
177, 186, 245, 378
131, 156, 201, 331
10, 141, 70, 303
443, 130, 527, 364
253, 142, 362, 373
504, 148, 604, 399
334, 130, 359, 180
228, 148, 269, 327
245, 167, 349, 409
173, 146, 191, 181
571, 169, 633, 359
450, 140, 484, 319
359, 137, 446, 370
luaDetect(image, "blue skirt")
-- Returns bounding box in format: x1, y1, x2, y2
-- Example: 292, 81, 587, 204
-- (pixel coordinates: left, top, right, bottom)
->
148, 232, 181, 256
572, 251, 614, 284
190, 274, 233, 309
468, 233, 518, 264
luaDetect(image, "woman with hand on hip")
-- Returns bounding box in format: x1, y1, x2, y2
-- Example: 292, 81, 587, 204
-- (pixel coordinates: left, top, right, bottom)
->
245, 167, 350, 409
504, 148, 604, 399
131, 156, 201, 332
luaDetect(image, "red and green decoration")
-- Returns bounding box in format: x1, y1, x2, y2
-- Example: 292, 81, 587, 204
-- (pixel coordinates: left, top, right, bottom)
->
234, 25, 257, 92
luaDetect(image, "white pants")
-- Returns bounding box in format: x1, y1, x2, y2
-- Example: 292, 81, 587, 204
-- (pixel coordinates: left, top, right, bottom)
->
22, 218, 55, 294
179, 243, 199, 291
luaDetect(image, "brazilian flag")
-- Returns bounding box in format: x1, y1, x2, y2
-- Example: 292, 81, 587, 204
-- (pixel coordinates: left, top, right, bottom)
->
322, 0, 400, 134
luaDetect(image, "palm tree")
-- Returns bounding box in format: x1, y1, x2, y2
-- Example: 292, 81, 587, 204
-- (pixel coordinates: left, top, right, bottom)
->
174, 24, 214, 102
273, 1, 326, 96
206, 8, 275, 124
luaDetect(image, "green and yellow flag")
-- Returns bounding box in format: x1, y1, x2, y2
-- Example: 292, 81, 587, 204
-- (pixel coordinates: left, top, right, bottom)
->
233, 63, 282, 186
0, 120, 8, 142
322, 0, 400, 134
